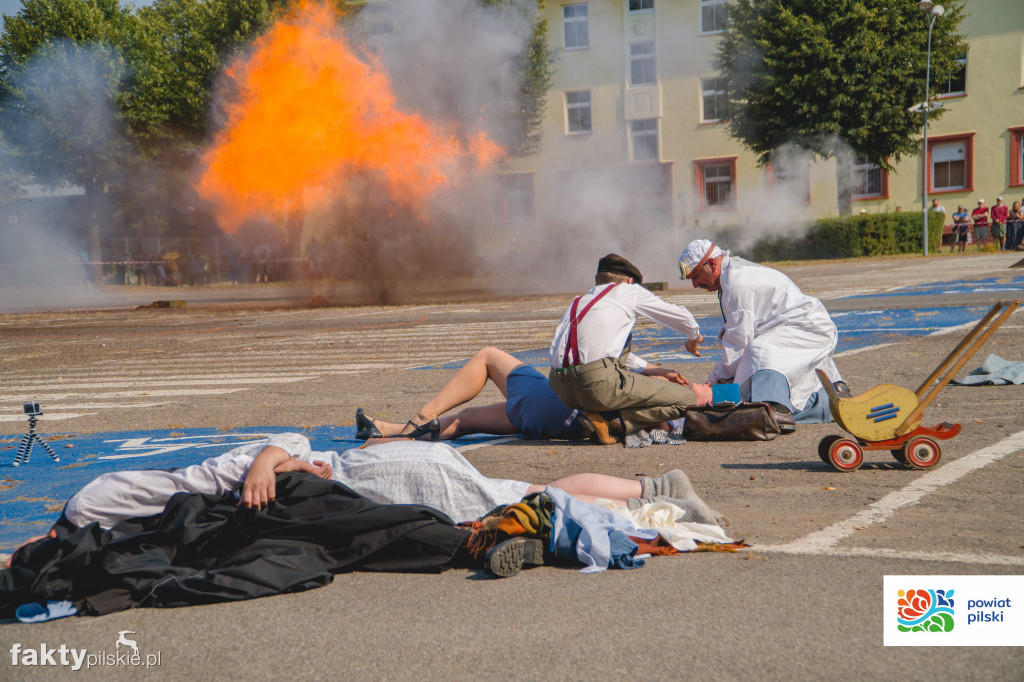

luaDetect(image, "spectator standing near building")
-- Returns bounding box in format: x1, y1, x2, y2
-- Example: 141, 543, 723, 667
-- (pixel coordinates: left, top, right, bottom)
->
971, 199, 990, 250
990, 197, 1009, 250
1008, 201, 1024, 251
929, 199, 947, 249
133, 250, 148, 286
951, 205, 969, 254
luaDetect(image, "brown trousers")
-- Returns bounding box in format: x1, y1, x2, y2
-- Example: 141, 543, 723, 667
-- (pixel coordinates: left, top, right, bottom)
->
549, 357, 697, 433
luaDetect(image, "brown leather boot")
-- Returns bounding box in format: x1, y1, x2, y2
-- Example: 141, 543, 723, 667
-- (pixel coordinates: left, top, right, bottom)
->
579, 411, 621, 445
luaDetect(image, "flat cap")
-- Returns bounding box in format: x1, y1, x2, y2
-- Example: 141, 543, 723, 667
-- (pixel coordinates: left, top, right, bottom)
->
597, 253, 643, 284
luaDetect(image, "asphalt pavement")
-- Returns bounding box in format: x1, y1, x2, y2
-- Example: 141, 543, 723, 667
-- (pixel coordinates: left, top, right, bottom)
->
0, 252, 1022, 680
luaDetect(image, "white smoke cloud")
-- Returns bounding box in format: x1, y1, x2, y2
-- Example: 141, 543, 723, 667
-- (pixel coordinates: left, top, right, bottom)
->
0, 40, 129, 311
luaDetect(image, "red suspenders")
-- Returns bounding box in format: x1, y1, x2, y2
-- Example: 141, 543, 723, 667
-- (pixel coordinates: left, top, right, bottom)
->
561, 283, 618, 368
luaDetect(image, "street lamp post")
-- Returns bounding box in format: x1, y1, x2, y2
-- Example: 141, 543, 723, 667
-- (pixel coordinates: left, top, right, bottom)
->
919, 1, 944, 257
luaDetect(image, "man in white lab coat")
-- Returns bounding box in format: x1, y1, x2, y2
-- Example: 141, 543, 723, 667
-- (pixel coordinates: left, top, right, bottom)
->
679, 240, 847, 429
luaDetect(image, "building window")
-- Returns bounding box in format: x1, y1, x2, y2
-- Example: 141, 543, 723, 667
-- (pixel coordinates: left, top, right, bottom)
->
1011, 126, 1024, 187
700, 0, 727, 34
767, 159, 812, 205
630, 119, 659, 161
937, 53, 967, 97
495, 173, 535, 223
628, 0, 654, 12
928, 134, 974, 192
700, 77, 725, 123
624, 162, 674, 221
695, 157, 736, 209
563, 4, 588, 50
565, 90, 592, 134
629, 41, 656, 86
851, 155, 888, 199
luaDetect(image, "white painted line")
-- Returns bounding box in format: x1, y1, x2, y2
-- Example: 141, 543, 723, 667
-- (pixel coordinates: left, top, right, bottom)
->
455, 437, 517, 452
0, 388, 247, 400
1, 402, 167, 411
761, 429, 1024, 555
1, 373, 317, 382
835, 343, 896, 358
3, 376, 314, 391
0, 412, 96, 422
759, 546, 1024, 567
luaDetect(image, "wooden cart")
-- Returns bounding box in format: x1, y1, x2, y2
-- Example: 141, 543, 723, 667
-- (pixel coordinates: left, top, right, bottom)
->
816, 299, 1021, 472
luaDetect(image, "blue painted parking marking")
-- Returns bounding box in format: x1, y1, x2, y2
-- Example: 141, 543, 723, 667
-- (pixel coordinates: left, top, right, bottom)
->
847, 272, 1024, 299
429, 304, 1000, 370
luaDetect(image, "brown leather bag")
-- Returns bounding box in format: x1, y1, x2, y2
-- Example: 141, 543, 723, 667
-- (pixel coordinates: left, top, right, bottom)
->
682, 402, 782, 441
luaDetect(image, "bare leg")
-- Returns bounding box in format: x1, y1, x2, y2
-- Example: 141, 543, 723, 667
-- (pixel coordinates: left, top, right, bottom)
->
525, 474, 643, 507
403, 347, 524, 432
373, 403, 516, 439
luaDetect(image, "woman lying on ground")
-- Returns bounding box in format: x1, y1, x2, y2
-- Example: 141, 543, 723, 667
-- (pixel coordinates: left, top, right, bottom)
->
355, 346, 692, 444
355, 347, 589, 441
5, 433, 727, 569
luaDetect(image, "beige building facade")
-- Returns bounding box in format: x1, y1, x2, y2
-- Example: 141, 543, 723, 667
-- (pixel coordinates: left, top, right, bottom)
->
500, 0, 1024, 235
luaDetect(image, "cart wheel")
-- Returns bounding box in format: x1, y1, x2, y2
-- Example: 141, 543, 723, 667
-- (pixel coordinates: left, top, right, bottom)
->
827, 438, 864, 472
890, 448, 909, 465
818, 435, 843, 463
903, 437, 942, 470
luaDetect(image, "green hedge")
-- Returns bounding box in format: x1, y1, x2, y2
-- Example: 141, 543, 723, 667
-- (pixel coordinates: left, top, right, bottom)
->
748, 212, 945, 261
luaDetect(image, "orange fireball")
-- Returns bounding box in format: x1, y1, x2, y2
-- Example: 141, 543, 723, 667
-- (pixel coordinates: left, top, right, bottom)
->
196, 0, 505, 232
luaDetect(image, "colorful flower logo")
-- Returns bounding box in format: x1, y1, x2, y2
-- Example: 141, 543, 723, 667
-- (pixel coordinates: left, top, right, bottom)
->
897, 588, 955, 632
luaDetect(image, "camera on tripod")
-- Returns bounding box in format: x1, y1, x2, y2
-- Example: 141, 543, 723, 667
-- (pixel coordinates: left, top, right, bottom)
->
12, 400, 59, 466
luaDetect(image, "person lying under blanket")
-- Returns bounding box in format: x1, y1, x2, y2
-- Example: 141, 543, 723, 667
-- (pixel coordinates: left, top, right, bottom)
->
5, 434, 728, 578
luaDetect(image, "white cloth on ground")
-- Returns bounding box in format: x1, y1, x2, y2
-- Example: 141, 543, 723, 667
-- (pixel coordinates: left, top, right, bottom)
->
549, 282, 701, 372
711, 256, 841, 410
597, 499, 732, 552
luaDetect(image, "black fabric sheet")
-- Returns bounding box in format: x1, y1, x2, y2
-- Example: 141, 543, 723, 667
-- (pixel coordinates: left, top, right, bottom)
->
0, 472, 469, 616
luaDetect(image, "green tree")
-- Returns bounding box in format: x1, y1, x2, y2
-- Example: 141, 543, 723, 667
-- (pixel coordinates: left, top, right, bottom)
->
714, 0, 966, 213
129, 0, 287, 154
0, 0, 141, 264
127, 0, 362, 155
0, 0, 138, 184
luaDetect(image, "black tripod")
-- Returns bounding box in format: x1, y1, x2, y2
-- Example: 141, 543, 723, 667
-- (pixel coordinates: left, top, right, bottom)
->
13, 409, 60, 466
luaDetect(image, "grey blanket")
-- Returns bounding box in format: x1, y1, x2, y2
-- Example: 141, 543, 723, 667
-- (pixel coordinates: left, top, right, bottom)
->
950, 354, 1024, 386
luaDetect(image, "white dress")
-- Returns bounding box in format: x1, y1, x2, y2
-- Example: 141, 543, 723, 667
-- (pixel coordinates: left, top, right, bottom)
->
64, 435, 529, 528
710, 257, 842, 410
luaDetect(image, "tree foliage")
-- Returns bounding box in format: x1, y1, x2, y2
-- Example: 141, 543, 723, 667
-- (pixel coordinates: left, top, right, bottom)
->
750, 211, 945, 261
127, 0, 297, 154
0, 0, 138, 190
479, 0, 554, 156
715, 0, 966, 171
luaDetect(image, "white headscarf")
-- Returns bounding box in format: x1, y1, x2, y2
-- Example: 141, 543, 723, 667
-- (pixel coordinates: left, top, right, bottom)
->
678, 239, 726, 278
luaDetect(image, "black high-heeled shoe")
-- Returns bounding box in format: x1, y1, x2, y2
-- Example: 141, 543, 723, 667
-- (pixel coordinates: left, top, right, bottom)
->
399, 418, 441, 442
355, 408, 384, 441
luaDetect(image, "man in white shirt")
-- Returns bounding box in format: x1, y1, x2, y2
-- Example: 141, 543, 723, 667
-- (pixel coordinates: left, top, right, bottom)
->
548, 254, 710, 444
679, 240, 846, 428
